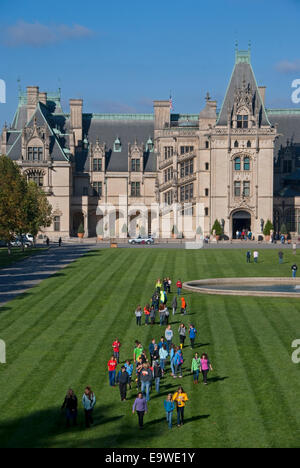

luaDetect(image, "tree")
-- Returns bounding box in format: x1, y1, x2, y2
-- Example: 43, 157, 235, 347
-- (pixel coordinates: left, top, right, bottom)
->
0, 155, 53, 249
0, 155, 27, 244
22, 182, 53, 238
78, 223, 85, 234
211, 219, 223, 236
263, 220, 274, 236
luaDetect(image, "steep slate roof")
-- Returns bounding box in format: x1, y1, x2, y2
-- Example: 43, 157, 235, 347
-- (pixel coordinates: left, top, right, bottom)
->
80, 115, 156, 173
217, 49, 270, 127
7, 102, 70, 162
267, 111, 300, 162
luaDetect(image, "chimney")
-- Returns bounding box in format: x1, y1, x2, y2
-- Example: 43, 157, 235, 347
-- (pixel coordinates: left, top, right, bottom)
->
258, 86, 266, 105
70, 98, 83, 146
27, 86, 39, 122
39, 92, 47, 106
153, 100, 170, 130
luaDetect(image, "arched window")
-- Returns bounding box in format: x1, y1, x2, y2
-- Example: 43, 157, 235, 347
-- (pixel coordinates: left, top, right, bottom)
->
234, 157, 241, 171
244, 157, 250, 171
234, 140, 239, 148
247, 140, 251, 148
27, 170, 44, 187
146, 137, 154, 152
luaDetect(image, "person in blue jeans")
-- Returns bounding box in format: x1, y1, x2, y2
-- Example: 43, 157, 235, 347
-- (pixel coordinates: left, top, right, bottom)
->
189, 324, 197, 349
292, 264, 298, 278
153, 360, 162, 393
164, 394, 175, 429
140, 363, 153, 401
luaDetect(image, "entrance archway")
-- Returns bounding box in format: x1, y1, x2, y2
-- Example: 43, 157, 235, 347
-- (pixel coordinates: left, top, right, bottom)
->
232, 210, 251, 238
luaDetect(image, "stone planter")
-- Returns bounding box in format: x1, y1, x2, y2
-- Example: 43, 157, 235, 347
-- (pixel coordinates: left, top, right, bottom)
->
78, 233, 84, 239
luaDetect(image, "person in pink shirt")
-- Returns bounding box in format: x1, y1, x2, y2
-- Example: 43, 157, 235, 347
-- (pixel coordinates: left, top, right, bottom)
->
200, 353, 213, 385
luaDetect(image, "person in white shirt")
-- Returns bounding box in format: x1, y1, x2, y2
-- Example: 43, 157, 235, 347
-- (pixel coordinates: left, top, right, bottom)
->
253, 251, 259, 263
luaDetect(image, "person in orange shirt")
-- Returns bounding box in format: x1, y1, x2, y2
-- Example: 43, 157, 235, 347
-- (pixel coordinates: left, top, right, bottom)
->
181, 297, 187, 315
172, 387, 189, 427
144, 304, 151, 326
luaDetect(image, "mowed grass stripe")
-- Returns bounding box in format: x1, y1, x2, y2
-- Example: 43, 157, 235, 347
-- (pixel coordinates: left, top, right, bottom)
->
227, 296, 298, 447
1, 249, 136, 447
0, 250, 123, 364
209, 296, 271, 447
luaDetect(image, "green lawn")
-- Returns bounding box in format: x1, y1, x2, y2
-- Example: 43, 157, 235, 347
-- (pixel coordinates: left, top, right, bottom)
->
0, 248, 299, 448
0, 247, 46, 269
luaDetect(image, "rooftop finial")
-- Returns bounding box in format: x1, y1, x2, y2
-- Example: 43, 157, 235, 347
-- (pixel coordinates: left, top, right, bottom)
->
206, 92, 211, 102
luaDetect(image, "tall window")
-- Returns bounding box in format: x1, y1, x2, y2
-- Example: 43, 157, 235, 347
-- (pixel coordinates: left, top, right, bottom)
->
92, 182, 102, 197
131, 182, 141, 197
234, 157, 241, 171
28, 147, 43, 161
243, 181, 250, 197
244, 157, 250, 171
234, 181, 241, 197
54, 216, 60, 232
131, 159, 141, 172
180, 159, 194, 178
283, 160, 292, 173
164, 147, 174, 160
237, 115, 248, 129
164, 191, 173, 205
164, 167, 173, 183
180, 183, 194, 202
93, 159, 102, 172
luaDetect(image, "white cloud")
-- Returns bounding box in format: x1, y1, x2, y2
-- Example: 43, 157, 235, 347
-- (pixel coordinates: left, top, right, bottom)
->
3, 21, 94, 47
275, 60, 300, 74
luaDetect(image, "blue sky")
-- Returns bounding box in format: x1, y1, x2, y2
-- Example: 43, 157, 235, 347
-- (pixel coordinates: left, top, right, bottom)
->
1, 0, 300, 126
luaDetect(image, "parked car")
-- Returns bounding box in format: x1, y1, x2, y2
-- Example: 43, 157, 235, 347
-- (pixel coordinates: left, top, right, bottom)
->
128, 236, 154, 245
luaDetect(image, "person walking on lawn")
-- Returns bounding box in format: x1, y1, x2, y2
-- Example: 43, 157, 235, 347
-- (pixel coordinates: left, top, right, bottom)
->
144, 304, 151, 326
149, 338, 157, 366
132, 392, 148, 429
165, 325, 173, 349
135, 305, 142, 326
133, 342, 143, 364
150, 305, 156, 325
112, 338, 121, 364
82, 386, 96, 429
253, 250, 259, 263
278, 251, 284, 264
140, 363, 153, 402
164, 394, 175, 429
246, 250, 251, 263
159, 304, 166, 326
178, 323, 187, 349
116, 365, 130, 401
159, 344, 169, 376
292, 264, 298, 278
153, 360, 163, 393
200, 353, 213, 385
156, 278, 162, 293
173, 347, 184, 378
176, 279, 183, 296
189, 324, 197, 349
191, 353, 201, 384
61, 389, 78, 428
181, 297, 187, 315
170, 343, 176, 377
125, 360, 133, 389
172, 296, 177, 316
108, 356, 118, 387
172, 387, 188, 427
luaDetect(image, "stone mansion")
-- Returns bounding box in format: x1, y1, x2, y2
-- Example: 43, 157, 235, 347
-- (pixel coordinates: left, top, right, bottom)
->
2, 47, 300, 240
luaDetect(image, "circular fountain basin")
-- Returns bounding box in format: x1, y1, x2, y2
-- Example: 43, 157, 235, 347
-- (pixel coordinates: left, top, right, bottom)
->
183, 278, 300, 298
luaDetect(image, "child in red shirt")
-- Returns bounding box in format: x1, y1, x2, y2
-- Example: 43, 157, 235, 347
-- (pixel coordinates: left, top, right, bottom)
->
112, 339, 121, 363
108, 356, 118, 387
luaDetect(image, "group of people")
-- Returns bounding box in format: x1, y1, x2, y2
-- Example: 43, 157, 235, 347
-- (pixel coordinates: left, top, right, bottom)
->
60, 275, 213, 430
236, 229, 253, 240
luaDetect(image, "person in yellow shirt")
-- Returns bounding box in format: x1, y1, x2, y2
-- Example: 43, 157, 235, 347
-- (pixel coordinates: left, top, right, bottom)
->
172, 386, 189, 427
156, 279, 162, 293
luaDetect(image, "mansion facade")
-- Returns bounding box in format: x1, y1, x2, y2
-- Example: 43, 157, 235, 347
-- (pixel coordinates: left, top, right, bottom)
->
2, 48, 300, 240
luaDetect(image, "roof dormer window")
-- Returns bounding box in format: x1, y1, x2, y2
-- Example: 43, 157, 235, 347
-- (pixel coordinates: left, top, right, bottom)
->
146, 137, 154, 152
114, 137, 121, 152
237, 114, 248, 129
